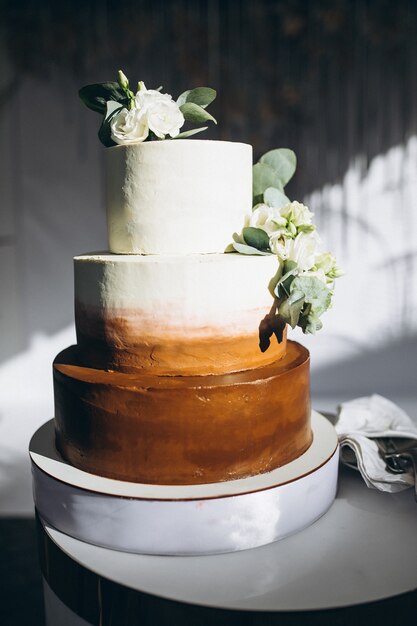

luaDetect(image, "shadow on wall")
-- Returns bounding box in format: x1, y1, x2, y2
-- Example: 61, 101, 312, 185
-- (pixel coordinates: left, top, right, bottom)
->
1, 0, 417, 366
312, 334, 417, 398
3, 0, 417, 190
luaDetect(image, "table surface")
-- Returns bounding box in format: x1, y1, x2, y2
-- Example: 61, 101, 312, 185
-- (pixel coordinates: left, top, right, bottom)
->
44, 464, 417, 613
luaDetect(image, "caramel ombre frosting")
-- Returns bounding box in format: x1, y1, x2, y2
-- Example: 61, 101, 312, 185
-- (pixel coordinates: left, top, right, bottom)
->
54, 341, 311, 485
74, 252, 287, 375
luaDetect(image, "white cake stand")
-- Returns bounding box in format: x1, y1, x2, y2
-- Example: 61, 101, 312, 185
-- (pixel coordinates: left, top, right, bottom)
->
30, 411, 339, 555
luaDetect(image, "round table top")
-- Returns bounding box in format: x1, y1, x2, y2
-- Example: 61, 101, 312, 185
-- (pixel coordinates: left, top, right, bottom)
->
43, 464, 417, 612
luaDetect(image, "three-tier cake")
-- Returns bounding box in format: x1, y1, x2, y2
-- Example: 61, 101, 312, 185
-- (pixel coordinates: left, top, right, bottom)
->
53, 140, 312, 485
30, 77, 339, 556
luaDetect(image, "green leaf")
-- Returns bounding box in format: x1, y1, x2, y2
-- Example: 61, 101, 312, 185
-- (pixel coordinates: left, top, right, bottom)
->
267, 265, 284, 296
174, 126, 208, 139
276, 274, 295, 299
276, 274, 332, 334
98, 101, 123, 148
177, 90, 191, 107
288, 291, 305, 328
290, 275, 332, 317
233, 242, 272, 256
253, 194, 264, 205
179, 102, 217, 125
79, 82, 128, 114
283, 260, 298, 274
252, 162, 277, 198
278, 292, 305, 329
177, 87, 216, 109
264, 186, 290, 208
242, 227, 270, 251
259, 149, 297, 186
298, 313, 323, 335
275, 261, 298, 299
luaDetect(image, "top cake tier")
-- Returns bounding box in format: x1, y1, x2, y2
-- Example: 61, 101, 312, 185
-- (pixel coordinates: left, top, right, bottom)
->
105, 139, 252, 254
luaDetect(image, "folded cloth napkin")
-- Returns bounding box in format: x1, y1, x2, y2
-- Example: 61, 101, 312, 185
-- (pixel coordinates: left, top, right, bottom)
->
335, 394, 417, 492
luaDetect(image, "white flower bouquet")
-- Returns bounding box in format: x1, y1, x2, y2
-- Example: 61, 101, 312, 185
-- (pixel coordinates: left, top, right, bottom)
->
79, 70, 217, 147
229, 149, 343, 345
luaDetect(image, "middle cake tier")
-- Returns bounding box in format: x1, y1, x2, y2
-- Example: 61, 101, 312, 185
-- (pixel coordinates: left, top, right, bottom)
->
54, 341, 311, 485
74, 252, 286, 376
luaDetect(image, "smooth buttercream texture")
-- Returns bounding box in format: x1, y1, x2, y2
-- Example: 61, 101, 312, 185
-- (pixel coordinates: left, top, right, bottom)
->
54, 341, 311, 485
74, 252, 286, 374
105, 140, 252, 254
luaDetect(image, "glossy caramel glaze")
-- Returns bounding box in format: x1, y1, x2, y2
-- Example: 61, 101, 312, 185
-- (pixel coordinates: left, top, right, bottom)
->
75, 304, 287, 376
54, 341, 312, 485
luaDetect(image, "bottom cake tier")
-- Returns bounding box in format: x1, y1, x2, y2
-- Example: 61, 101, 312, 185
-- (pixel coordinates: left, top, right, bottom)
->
53, 341, 312, 485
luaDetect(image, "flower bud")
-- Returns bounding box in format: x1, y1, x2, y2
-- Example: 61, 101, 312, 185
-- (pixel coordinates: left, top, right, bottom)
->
118, 70, 129, 90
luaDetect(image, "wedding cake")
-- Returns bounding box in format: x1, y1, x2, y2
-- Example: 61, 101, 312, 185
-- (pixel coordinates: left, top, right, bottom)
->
53, 73, 341, 487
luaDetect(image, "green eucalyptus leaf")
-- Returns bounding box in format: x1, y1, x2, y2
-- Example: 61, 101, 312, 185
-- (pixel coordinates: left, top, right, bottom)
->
177, 87, 216, 109
287, 290, 305, 328
267, 265, 284, 297
233, 242, 272, 256
276, 274, 295, 299
259, 148, 297, 186
290, 275, 332, 317
277, 299, 290, 324
253, 162, 277, 198
242, 227, 270, 251
98, 100, 123, 148
179, 102, 217, 125
283, 260, 298, 275
264, 186, 290, 208
299, 312, 323, 335
174, 126, 208, 139
177, 90, 191, 107
79, 82, 128, 114
278, 295, 304, 328
275, 261, 299, 299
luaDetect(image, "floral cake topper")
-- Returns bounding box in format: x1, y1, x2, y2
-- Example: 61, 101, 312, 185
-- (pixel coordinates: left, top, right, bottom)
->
79, 70, 217, 147
229, 148, 343, 344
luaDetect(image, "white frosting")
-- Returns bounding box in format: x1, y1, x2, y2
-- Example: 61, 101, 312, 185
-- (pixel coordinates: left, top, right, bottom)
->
74, 252, 279, 337
105, 140, 252, 254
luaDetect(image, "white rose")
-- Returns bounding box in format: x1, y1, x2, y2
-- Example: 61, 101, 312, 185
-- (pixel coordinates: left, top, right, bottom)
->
303, 267, 328, 284
269, 235, 290, 259
314, 252, 344, 281
135, 85, 171, 108
110, 107, 149, 145
249, 204, 287, 237
314, 252, 334, 274
146, 99, 185, 138
135, 85, 185, 139
280, 201, 313, 227
285, 231, 321, 271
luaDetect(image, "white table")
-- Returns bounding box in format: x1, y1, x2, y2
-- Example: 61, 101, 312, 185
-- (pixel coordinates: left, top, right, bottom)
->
39, 464, 417, 625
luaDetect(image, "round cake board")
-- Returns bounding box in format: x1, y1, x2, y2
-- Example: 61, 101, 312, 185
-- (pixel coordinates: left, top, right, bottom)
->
30, 411, 339, 555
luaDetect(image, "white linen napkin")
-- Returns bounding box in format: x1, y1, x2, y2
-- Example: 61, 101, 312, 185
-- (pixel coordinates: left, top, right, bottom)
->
334, 394, 417, 492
